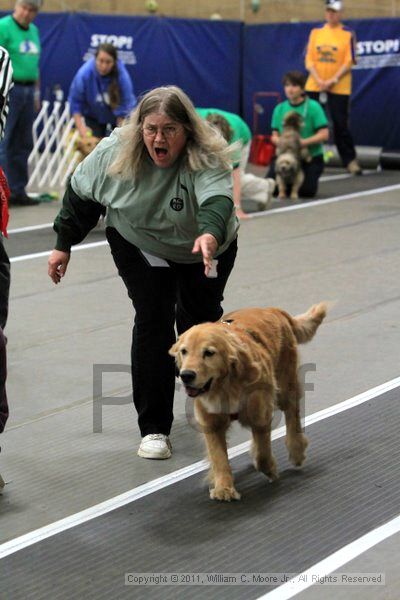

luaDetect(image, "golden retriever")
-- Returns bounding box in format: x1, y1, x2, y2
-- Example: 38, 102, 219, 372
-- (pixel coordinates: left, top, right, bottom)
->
170, 302, 327, 501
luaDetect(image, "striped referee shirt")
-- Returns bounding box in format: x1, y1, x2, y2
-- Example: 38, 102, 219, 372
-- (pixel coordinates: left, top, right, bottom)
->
0, 46, 13, 141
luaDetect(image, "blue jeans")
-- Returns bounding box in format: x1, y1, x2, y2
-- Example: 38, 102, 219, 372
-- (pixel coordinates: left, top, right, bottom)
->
0, 84, 35, 195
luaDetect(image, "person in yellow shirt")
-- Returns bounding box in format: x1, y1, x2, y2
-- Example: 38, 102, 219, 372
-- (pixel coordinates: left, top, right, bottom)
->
305, 0, 362, 175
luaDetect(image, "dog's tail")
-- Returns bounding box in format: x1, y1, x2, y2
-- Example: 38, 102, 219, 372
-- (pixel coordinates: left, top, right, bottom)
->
291, 302, 328, 344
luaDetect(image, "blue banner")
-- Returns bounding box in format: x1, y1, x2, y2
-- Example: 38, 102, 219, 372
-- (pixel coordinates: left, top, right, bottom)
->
243, 18, 400, 150
0, 12, 242, 114
1, 11, 398, 149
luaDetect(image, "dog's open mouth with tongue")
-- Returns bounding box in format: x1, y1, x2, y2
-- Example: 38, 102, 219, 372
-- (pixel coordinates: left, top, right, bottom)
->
183, 378, 213, 398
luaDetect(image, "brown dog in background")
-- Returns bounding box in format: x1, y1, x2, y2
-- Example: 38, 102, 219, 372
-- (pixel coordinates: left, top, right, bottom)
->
75, 135, 101, 161
170, 302, 327, 501
276, 111, 310, 201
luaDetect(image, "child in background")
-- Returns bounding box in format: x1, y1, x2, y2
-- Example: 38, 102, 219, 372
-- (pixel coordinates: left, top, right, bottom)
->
268, 71, 329, 198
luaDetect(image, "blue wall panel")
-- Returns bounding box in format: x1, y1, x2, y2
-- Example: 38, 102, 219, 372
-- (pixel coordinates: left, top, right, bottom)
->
1, 11, 399, 148
1, 12, 243, 114
243, 19, 400, 150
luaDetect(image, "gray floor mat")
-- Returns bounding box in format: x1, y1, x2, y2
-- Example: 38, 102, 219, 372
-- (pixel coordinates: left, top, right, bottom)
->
2, 388, 399, 600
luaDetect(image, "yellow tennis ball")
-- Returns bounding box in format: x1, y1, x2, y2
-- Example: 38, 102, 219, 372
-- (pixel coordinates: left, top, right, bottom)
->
145, 0, 159, 13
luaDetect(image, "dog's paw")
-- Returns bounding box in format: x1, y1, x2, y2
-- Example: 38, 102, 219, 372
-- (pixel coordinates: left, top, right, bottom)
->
287, 435, 308, 467
290, 194, 299, 201
253, 456, 279, 481
278, 193, 286, 200
288, 450, 307, 467
210, 486, 241, 502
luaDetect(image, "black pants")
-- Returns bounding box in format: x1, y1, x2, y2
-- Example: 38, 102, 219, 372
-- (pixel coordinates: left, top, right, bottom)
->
0, 328, 8, 434
0, 237, 10, 330
267, 154, 324, 198
106, 227, 238, 437
308, 92, 356, 168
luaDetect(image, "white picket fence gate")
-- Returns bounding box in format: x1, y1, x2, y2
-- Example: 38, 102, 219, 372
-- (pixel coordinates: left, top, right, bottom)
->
27, 100, 81, 196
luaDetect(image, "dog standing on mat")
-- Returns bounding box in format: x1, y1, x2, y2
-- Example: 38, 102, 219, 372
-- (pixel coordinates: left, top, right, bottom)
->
275, 112, 310, 200
170, 302, 327, 502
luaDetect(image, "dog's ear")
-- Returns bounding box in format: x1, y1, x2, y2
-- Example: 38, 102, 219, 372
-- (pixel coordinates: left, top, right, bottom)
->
169, 339, 180, 357
168, 340, 182, 376
225, 333, 261, 384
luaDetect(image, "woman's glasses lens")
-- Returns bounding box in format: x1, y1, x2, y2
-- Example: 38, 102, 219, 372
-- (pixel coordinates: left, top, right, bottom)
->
143, 125, 180, 139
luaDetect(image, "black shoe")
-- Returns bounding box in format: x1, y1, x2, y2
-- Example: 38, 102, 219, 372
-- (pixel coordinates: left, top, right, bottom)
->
9, 193, 40, 206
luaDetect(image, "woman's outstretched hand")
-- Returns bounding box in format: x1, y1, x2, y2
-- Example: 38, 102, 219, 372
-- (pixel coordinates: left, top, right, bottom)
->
48, 250, 71, 284
192, 233, 218, 277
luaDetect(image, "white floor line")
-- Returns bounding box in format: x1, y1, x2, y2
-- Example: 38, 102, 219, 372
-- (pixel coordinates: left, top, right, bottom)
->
6, 179, 397, 240
319, 170, 374, 183
8, 181, 400, 264
9, 240, 108, 263
1, 376, 399, 560
5, 175, 351, 235
258, 515, 400, 600
248, 182, 400, 219
8, 222, 54, 235
319, 173, 352, 182
6, 181, 346, 234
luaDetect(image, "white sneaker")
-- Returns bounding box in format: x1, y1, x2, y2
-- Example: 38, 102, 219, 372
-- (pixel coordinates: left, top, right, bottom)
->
347, 159, 362, 175
137, 434, 172, 459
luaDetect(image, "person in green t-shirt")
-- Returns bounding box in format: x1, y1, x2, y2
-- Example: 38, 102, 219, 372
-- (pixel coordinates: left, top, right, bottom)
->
268, 70, 329, 198
48, 86, 239, 461
197, 108, 275, 217
0, 0, 42, 206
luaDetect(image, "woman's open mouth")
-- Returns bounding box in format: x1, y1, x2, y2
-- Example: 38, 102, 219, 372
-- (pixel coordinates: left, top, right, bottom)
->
154, 147, 168, 157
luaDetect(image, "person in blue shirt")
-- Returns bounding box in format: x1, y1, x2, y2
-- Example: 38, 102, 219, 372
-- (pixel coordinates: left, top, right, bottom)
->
68, 43, 137, 139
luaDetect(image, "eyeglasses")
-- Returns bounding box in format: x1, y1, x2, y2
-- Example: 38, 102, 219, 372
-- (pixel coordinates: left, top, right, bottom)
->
142, 124, 183, 139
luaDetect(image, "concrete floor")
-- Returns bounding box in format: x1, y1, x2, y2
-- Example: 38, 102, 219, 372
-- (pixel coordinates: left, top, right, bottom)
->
1, 167, 400, 599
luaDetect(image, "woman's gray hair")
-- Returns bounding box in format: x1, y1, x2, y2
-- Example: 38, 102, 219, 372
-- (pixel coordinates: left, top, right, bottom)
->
108, 85, 235, 179
16, 0, 42, 8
